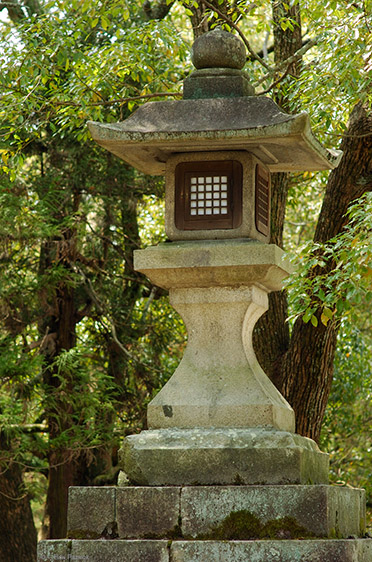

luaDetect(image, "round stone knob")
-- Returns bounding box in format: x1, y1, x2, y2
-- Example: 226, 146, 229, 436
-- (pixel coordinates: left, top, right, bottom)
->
191, 28, 246, 70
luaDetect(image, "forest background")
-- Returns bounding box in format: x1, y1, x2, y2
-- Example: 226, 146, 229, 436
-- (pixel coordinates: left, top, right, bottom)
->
0, 0, 371, 560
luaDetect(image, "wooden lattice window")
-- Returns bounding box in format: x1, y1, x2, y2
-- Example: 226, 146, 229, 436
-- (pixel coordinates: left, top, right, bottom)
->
255, 164, 271, 236
175, 160, 242, 230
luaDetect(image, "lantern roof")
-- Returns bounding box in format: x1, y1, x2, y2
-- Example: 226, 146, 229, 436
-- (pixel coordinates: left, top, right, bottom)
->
87, 29, 341, 175
88, 97, 340, 175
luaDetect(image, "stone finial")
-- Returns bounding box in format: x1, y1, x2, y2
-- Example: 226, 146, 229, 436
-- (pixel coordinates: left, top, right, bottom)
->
183, 28, 254, 99
191, 28, 246, 70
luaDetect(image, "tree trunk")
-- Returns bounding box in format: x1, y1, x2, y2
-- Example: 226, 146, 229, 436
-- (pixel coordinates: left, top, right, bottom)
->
0, 434, 37, 561
41, 273, 80, 539
279, 102, 372, 442
253, 3, 372, 442
38, 216, 84, 539
253, 0, 302, 382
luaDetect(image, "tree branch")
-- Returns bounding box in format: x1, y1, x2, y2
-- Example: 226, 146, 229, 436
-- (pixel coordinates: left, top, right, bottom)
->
54, 91, 182, 108
0, 0, 42, 21
258, 63, 293, 95
0, 0, 25, 22
255, 35, 320, 90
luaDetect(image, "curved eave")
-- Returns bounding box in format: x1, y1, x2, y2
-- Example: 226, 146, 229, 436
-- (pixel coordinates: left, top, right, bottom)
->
87, 97, 342, 175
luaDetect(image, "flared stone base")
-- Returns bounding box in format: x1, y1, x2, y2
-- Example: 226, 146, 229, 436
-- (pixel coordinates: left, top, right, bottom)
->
134, 241, 296, 433
119, 427, 329, 486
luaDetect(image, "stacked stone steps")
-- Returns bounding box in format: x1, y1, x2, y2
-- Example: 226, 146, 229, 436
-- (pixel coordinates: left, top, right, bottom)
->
37, 484, 372, 561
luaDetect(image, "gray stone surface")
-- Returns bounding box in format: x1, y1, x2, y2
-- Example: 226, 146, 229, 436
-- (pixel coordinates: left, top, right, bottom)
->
191, 29, 246, 70
183, 68, 255, 99
134, 240, 295, 432
87, 97, 342, 176
65, 483, 364, 542
38, 538, 372, 562
117, 486, 180, 538
171, 539, 372, 561
37, 540, 70, 562
180, 485, 365, 539
134, 240, 291, 290
71, 540, 169, 562
120, 428, 329, 486
67, 486, 115, 539
148, 288, 294, 431
184, 29, 255, 98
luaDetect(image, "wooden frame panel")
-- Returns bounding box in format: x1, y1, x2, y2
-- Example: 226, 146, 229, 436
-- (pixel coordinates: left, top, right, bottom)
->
255, 164, 271, 236
175, 160, 242, 231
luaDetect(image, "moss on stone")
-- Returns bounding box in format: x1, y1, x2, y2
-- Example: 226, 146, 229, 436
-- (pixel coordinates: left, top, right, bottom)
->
196, 510, 261, 540
233, 474, 244, 485
198, 510, 317, 540
261, 516, 316, 539
68, 521, 119, 540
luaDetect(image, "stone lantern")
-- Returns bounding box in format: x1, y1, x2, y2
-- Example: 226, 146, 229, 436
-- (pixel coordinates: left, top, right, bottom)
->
38, 29, 372, 562
88, 29, 341, 486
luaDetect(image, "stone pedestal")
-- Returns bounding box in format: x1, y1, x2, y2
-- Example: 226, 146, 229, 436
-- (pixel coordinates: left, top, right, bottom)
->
66, 485, 366, 540
134, 240, 295, 436
119, 240, 334, 487
38, 484, 372, 562
148, 284, 291, 430
37, 240, 372, 561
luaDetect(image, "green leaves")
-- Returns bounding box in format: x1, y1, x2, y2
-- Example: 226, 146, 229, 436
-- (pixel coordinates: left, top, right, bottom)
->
0, 4, 191, 520
321, 307, 334, 326
0, 2, 187, 174
286, 192, 372, 328
321, 324, 372, 497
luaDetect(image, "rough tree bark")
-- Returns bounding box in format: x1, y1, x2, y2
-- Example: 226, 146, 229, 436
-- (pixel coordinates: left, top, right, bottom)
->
253, 0, 302, 391
280, 103, 372, 441
39, 218, 82, 539
253, 3, 372, 443
0, 434, 37, 562
255, 101, 372, 443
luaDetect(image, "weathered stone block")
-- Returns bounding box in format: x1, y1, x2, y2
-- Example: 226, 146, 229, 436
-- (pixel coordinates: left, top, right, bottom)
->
67, 486, 116, 539
36, 537, 372, 562
183, 69, 254, 100
37, 540, 70, 562
120, 428, 329, 486
180, 485, 365, 539
170, 539, 372, 562
70, 540, 169, 562
116, 486, 181, 538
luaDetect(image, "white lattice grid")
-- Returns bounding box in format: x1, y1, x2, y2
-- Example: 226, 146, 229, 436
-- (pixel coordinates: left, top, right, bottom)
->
189, 175, 228, 216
